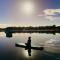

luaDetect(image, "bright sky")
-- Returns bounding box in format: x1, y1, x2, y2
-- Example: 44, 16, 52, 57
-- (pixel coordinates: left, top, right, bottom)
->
0, 0, 60, 28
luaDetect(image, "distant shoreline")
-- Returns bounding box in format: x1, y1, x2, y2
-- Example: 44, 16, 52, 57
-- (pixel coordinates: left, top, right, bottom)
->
0, 25, 60, 33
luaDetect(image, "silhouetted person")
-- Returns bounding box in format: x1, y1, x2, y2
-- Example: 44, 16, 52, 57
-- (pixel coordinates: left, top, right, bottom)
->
27, 37, 31, 47
25, 37, 31, 49
25, 37, 31, 56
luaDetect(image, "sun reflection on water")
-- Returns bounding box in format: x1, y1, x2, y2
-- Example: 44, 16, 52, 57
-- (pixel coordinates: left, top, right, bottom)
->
22, 49, 34, 58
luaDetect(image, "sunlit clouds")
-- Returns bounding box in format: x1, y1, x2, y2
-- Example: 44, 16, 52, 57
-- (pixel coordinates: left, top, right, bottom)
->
38, 9, 60, 21
44, 9, 60, 15
44, 9, 56, 15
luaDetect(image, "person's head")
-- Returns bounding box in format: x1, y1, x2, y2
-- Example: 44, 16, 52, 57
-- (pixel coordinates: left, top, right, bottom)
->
28, 37, 31, 40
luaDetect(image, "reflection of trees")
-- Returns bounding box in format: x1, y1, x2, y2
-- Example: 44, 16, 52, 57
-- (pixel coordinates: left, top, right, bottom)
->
6, 32, 12, 38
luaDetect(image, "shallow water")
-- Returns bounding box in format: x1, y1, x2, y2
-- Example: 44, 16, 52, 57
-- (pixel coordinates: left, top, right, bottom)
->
0, 32, 60, 60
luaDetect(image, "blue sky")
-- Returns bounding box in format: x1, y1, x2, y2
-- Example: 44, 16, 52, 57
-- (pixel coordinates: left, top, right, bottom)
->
42, 0, 60, 8
0, 0, 60, 27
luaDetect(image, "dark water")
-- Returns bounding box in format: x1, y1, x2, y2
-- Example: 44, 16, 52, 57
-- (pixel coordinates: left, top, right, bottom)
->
0, 32, 60, 60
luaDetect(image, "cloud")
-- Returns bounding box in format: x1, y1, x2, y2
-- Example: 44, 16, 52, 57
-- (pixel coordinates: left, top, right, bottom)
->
43, 9, 60, 15
43, 9, 56, 15
38, 9, 60, 21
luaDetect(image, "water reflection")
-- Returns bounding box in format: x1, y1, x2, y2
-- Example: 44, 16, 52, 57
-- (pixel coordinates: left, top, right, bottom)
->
5, 31, 60, 38
0, 32, 60, 60
6, 32, 12, 38
44, 39, 60, 53
15, 37, 44, 56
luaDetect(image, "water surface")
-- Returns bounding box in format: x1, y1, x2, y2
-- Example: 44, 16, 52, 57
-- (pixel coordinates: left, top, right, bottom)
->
0, 32, 60, 60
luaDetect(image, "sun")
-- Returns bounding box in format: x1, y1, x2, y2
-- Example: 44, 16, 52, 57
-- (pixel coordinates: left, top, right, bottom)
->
21, 1, 34, 15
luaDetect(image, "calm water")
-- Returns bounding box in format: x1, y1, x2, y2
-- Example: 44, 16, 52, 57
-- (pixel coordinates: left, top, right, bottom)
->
0, 32, 60, 60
